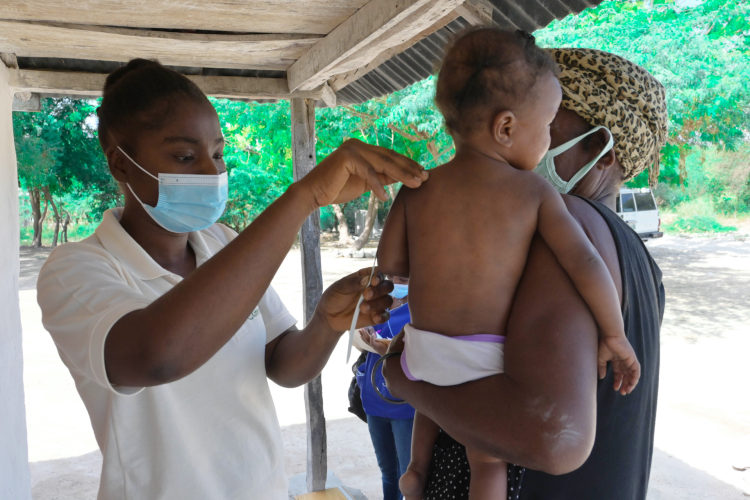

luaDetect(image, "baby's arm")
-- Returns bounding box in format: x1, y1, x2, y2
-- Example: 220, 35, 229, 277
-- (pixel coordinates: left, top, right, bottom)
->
535, 179, 640, 394
377, 188, 410, 278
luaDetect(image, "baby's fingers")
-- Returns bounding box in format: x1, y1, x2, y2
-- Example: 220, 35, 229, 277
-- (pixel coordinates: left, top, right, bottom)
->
613, 357, 641, 395
612, 371, 624, 393
623, 358, 642, 395
598, 359, 608, 380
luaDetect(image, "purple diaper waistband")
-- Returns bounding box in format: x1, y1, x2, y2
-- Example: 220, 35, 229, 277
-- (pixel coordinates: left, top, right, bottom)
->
453, 334, 506, 343
401, 353, 419, 382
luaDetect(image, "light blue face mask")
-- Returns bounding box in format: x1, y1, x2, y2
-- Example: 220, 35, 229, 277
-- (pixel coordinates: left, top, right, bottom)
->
390, 284, 409, 299
534, 126, 614, 194
118, 147, 228, 233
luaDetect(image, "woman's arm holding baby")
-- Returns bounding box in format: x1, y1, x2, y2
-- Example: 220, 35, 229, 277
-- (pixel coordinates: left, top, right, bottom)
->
383, 197, 619, 474
536, 180, 639, 394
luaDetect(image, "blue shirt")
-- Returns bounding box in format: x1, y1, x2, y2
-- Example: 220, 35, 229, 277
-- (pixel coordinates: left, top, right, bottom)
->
356, 304, 416, 420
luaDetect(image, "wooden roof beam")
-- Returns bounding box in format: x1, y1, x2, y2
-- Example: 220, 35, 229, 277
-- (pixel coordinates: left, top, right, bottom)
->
287, 0, 465, 92
0, 0, 370, 36
0, 21, 323, 72
327, 7, 459, 92
8, 69, 337, 106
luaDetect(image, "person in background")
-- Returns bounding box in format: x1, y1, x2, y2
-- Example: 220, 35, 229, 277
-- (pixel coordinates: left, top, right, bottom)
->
355, 276, 415, 500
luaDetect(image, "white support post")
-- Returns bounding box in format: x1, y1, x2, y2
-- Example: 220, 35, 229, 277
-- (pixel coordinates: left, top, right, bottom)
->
0, 59, 32, 499
290, 97, 327, 493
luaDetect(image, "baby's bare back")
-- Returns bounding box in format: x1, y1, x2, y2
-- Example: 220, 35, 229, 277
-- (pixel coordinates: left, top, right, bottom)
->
400, 158, 543, 337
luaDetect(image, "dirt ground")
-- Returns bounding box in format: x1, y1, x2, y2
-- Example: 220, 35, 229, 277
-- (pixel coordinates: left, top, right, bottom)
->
18, 233, 750, 500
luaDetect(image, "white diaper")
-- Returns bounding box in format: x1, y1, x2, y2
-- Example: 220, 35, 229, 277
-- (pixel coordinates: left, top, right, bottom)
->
400, 323, 505, 387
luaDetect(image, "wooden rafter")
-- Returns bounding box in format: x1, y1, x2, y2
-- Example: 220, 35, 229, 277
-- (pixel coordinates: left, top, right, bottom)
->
8, 69, 337, 105
328, 8, 459, 92
0, 21, 322, 72
287, 0, 465, 92
0, 0, 370, 35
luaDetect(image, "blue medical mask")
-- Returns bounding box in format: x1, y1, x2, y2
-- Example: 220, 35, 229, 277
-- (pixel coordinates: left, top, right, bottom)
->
118, 147, 228, 233
534, 126, 614, 194
390, 284, 409, 299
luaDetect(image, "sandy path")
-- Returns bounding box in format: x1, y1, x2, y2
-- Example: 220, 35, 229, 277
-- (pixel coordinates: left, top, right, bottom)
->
18, 234, 750, 499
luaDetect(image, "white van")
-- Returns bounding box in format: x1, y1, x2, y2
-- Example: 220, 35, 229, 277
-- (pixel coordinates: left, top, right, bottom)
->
615, 188, 663, 239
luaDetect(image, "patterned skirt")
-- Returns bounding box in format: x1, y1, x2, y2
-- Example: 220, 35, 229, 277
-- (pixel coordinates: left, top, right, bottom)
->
423, 431, 525, 500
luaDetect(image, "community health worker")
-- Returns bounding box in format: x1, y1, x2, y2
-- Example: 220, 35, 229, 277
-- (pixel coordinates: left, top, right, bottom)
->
36, 59, 428, 500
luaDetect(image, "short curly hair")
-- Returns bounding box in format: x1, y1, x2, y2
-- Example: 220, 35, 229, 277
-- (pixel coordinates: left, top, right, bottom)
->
435, 28, 559, 135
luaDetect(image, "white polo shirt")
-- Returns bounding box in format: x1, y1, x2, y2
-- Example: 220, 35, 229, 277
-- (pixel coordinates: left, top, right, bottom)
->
37, 208, 297, 500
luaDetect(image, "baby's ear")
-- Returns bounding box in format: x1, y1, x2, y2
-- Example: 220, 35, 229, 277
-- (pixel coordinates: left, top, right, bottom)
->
491, 110, 516, 148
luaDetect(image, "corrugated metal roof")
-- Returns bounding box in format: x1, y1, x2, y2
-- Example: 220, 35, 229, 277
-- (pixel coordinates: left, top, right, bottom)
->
335, 0, 603, 104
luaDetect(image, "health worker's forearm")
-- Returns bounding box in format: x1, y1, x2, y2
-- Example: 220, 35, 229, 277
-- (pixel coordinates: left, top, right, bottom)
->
266, 313, 343, 388
106, 182, 317, 387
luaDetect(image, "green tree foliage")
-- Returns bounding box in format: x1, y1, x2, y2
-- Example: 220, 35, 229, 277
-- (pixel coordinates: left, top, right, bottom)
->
14, 98, 117, 246
210, 98, 294, 232
534, 0, 750, 189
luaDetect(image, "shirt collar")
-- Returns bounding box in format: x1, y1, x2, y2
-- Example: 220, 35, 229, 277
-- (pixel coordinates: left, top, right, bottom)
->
95, 208, 214, 280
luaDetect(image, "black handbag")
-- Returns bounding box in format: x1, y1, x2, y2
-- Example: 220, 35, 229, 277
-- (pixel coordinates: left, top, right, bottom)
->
347, 351, 368, 423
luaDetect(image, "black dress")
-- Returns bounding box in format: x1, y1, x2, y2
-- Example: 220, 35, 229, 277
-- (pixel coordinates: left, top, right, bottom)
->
423, 197, 665, 500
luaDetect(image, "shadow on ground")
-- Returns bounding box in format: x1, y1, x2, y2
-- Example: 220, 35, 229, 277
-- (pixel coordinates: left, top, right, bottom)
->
19, 246, 52, 291
649, 448, 750, 499
648, 240, 750, 342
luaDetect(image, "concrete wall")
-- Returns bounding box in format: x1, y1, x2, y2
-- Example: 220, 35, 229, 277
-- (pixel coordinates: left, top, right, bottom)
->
0, 62, 32, 499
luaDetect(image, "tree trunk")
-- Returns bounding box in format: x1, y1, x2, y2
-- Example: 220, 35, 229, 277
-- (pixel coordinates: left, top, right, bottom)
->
43, 187, 60, 247
678, 148, 688, 192
351, 192, 379, 251
332, 203, 352, 244
61, 212, 70, 243
29, 187, 48, 248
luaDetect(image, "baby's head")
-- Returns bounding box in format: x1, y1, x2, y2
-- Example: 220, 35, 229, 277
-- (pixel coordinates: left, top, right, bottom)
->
436, 29, 562, 171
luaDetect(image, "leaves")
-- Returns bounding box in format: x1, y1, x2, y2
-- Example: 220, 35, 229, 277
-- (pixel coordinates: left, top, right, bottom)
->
535, 0, 750, 187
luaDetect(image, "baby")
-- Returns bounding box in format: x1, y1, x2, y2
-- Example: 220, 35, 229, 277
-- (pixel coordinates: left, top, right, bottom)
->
377, 29, 641, 500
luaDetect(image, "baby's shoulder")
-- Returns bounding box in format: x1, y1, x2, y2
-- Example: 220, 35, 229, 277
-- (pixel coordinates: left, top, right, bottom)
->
501, 168, 555, 201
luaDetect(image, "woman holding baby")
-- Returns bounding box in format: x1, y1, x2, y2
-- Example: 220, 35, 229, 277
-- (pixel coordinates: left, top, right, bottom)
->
383, 33, 667, 500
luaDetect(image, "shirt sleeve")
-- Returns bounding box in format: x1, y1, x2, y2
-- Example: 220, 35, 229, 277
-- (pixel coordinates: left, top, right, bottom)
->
258, 285, 297, 344
37, 244, 151, 396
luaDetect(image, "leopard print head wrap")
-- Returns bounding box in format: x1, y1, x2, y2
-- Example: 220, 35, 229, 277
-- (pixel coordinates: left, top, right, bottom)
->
548, 48, 668, 185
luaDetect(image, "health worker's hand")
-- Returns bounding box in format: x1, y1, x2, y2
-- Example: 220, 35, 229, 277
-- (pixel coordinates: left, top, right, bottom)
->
298, 139, 429, 207
314, 268, 394, 335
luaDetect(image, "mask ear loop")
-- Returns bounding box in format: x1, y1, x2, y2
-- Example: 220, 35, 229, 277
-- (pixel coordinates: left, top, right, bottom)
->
117, 147, 179, 233
117, 146, 159, 181
117, 145, 153, 208
547, 125, 608, 157
564, 127, 615, 192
